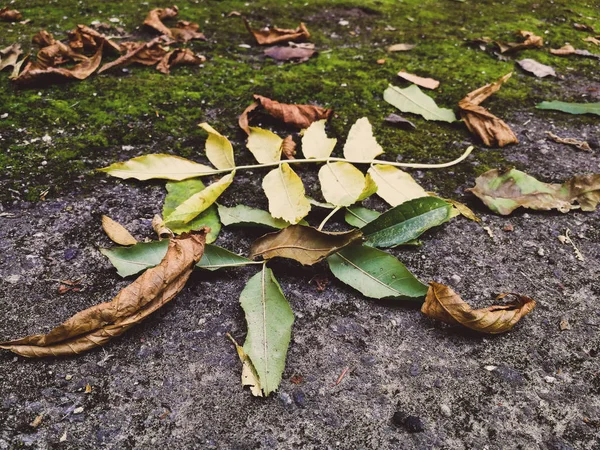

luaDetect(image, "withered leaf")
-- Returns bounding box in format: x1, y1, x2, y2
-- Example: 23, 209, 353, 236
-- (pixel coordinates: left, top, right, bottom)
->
458, 72, 518, 147
171, 20, 206, 42
101, 215, 137, 246
468, 168, 600, 215
517, 58, 556, 78
549, 44, 599, 59
384, 113, 416, 129
573, 23, 596, 33
239, 94, 333, 133
281, 135, 297, 159
387, 43, 416, 52
98, 38, 168, 73
0, 7, 22, 22
397, 71, 439, 89
264, 45, 315, 63
68, 24, 122, 54
152, 214, 174, 240
143, 5, 179, 37
244, 18, 310, 45
583, 36, 600, 46
546, 131, 592, 152
0, 44, 23, 72
421, 282, 536, 334
249, 225, 363, 266
0, 231, 207, 357
496, 30, 543, 53
156, 48, 206, 74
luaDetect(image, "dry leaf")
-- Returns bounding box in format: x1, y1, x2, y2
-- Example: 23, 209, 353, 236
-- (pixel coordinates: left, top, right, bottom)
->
98, 38, 169, 73
171, 20, 206, 42
583, 36, 600, 46
384, 113, 416, 129
0, 7, 22, 22
244, 18, 310, 45
156, 48, 205, 74
546, 131, 592, 151
517, 59, 556, 77
264, 45, 315, 63
101, 215, 138, 246
496, 30, 543, 53
397, 71, 439, 89
68, 25, 122, 54
32, 30, 56, 48
281, 135, 297, 159
422, 282, 536, 334
573, 23, 596, 33
143, 5, 179, 37
549, 44, 599, 59
152, 214, 174, 240
458, 72, 518, 147
249, 225, 363, 266
30, 414, 44, 428
0, 44, 23, 72
227, 333, 263, 397
239, 94, 333, 133
0, 231, 208, 357
387, 43, 416, 52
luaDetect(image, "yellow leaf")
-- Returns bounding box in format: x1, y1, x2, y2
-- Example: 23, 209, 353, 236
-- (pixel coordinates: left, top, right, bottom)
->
301, 120, 337, 159
227, 333, 263, 397
343, 117, 384, 161
262, 163, 311, 224
98, 154, 215, 181
165, 172, 235, 225
368, 164, 427, 206
247, 127, 283, 164
358, 172, 377, 201
318, 162, 369, 207
199, 123, 235, 170
101, 215, 137, 246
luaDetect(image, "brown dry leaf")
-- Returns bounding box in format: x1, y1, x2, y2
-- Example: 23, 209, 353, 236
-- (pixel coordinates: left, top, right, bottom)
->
0, 7, 22, 22
244, 18, 310, 45
171, 20, 206, 42
264, 45, 315, 63
547, 131, 592, 152
156, 48, 206, 74
496, 30, 543, 53
32, 30, 56, 48
250, 225, 363, 266
239, 94, 333, 133
517, 59, 556, 77
0, 230, 207, 357
387, 43, 416, 52
30, 414, 44, 428
0, 43, 23, 72
143, 5, 179, 37
68, 24, 122, 54
583, 36, 600, 46
458, 72, 518, 147
101, 215, 138, 246
152, 214, 174, 240
397, 71, 439, 89
573, 23, 596, 33
98, 38, 169, 73
549, 44, 599, 59
281, 135, 297, 159
422, 282, 536, 334
384, 113, 416, 129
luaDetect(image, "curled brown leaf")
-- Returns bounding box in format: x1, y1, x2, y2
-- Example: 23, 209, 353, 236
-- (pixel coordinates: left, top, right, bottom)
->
421, 282, 536, 334
156, 48, 206, 74
98, 38, 169, 73
68, 24, 122, 54
171, 20, 206, 42
0, 44, 23, 72
264, 45, 315, 63
0, 230, 208, 357
281, 135, 297, 159
496, 30, 543, 53
0, 7, 22, 22
144, 5, 179, 37
32, 30, 57, 48
244, 18, 310, 45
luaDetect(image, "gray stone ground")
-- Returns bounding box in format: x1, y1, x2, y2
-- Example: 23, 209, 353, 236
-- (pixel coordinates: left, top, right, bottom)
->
1, 106, 600, 448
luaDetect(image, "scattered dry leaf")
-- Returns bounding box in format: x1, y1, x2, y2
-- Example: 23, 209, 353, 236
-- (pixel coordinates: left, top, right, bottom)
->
0, 7, 22, 22
573, 23, 596, 33
85, 384, 92, 393
422, 282, 536, 334
546, 131, 592, 151
156, 48, 205, 74
102, 215, 137, 246
264, 43, 315, 63
281, 135, 297, 159
558, 228, 584, 261
583, 36, 600, 46
387, 43, 416, 52
517, 59, 556, 77
0, 43, 23, 72
152, 214, 174, 239
384, 113, 416, 129
30, 414, 44, 428
244, 18, 310, 45
98, 38, 169, 73
458, 72, 518, 147
497, 30, 543, 53
68, 24, 122, 54
143, 5, 179, 37
397, 71, 439, 89
549, 44, 599, 59
227, 333, 263, 397
0, 230, 208, 357
171, 20, 206, 42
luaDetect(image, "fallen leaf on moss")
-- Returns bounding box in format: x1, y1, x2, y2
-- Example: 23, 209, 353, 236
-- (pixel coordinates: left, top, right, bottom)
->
549, 44, 599, 59
68, 24, 122, 54
387, 43, 415, 52
0, 44, 22, 72
143, 5, 179, 37
0, 7, 22, 22
101, 215, 137, 246
264, 44, 315, 62
546, 131, 592, 152
458, 72, 518, 147
239, 94, 333, 133
244, 18, 310, 45
384, 113, 416, 129
384, 84, 457, 123
397, 71, 439, 89
32, 30, 56, 48
517, 59, 556, 77
422, 282, 536, 334
0, 231, 208, 357
583, 36, 600, 46
468, 168, 600, 215
496, 30, 543, 53
573, 23, 596, 33
171, 20, 206, 42
98, 38, 168, 73
156, 48, 205, 74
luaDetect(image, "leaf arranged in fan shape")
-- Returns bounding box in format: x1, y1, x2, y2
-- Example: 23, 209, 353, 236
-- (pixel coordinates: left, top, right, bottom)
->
240, 267, 294, 396
343, 117, 384, 161
362, 197, 452, 248
536, 101, 600, 116
247, 127, 283, 163
318, 162, 376, 207
327, 245, 428, 299
163, 178, 221, 242
199, 123, 235, 170
1, 231, 208, 357
101, 215, 137, 246
344, 206, 381, 227
262, 163, 311, 224
250, 225, 363, 266
368, 164, 428, 206
217, 204, 296, 229
164, 172, 234, 226
384, 84, 457, 123
301, 120, 337, 159
421, 282, 536, 334
98, 154, 215, 181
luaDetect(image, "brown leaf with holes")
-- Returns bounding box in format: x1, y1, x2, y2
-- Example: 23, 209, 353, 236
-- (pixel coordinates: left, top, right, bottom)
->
143, 5, 179, 37
458, 72, 518, 147
244, 18, 310, 45
397, 71, 439, 89
0, 230, 208, 357
422, 282, 536, 334
249, 225, 362, 266
496, 30, 543, 53
0, 7, 22, 22
239, 94, 333, 133
156, 48, 206, 74
68, 24, 122, 54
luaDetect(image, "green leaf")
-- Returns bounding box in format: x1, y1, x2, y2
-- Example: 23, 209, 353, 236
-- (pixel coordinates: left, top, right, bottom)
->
301, 120, 337, 159
98, 154, 215, 181
344, 206, 381, 227
247, 127, 283, 163
327, 245, 428, 299
384, 84, 457, 122
199, 123, 235, 169
362, 197, 452, 248
163, 179, 221, 243
100, 240, 169, 277
262, 163, 311, 224
536, 101, 600, 116
197, 245, 253, 271
164, 172, 234, 226
217, 204, 293, 229
343, 117, 384, 161
240, 267, 294, 396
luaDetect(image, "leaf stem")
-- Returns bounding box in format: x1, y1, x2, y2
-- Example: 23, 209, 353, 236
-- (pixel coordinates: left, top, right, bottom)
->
317, 206, 342, 231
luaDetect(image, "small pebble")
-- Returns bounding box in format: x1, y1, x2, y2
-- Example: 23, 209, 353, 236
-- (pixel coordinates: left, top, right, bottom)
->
440, 404, 451, 417
450, 274, 461, 284
0, 113, 8, 119
484, 365, 497, 371
537, 248, 545, 256
559, 319, 571, 331
338, 19, 349, 26
544, 376, 556, 384
503, 223, 514, 232
279, 392, 293, 406
65, 375, 72, 381
73, 407, 84, 414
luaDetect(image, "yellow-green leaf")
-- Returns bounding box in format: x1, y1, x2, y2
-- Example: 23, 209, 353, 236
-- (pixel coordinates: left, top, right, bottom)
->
98, 154, 215, 181
343, 117, 384, 161
301, 120, 337, 159
262, 163, 311, 224
358, 172, 377, 201
318, 162, 369, 207
368, 164, 427, 206
247, 127, 283, 164
199, 123, 235, 170
165, 172, 234, 225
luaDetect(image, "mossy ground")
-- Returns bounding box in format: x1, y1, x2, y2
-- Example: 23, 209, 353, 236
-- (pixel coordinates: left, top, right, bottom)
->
0, 0, 598, 203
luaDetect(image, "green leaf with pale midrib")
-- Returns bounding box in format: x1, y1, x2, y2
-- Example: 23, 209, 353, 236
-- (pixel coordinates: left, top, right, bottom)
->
536, 101, 600, 116
344, 206, 381, 227
217, 204, 293, 229
384, 84, 457, 123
